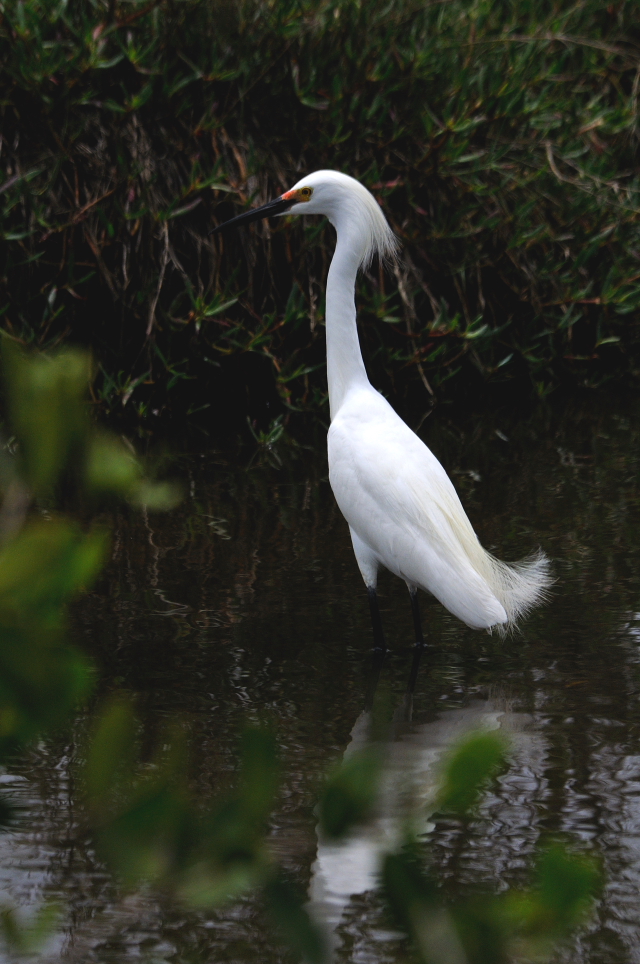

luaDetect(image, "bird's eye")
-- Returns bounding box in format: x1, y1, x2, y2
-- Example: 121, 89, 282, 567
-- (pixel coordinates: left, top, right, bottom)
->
299, 187, 313, 200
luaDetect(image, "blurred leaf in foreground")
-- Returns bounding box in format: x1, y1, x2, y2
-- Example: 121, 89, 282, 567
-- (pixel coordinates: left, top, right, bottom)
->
0, 342, 193, 955
0, 520, 105, 754
502, 844, 602, 961
380, 735, 601, 964
83, 698, 138, 819
0, 902, 60, 959
85, 432, 180, 509
319, 745, 384, 840
2, 341, 179, 510
382, 845, 466, 964
265, 874, 328, 964
436, 729, 508, 815
2, 339, 91, 500
83, 712, 285, 918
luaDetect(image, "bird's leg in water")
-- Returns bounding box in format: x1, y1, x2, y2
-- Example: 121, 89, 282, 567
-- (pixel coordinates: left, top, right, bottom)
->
364, 645, 386, 711
404, 589, 425, 714
364, 588, 387, 711
406, 644, 424, 704
409, 588, 425, 648
367, 586, 387, 652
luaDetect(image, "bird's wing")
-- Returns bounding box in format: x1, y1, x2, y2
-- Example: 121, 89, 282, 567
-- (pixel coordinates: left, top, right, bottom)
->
329, 392, 478, 557
328, 392, 506, 627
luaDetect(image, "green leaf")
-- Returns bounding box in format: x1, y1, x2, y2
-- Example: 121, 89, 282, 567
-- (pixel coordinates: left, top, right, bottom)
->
85, 433, 180, 509
532, 844, 601, 935
437, 730, 508, 815
2, 341, 92, 498
239, 726, 279, 825
319, 746, 383, 840
203, 297, 238, 317
265, 875, 328, 964
129, 479, 181, 511
0, 520, 107, 612
0, 520, 103, 753
0, 902, 60, 957
382, 848, 464, 964
84, 699, 138, 816
97, 785, 190, 885
84, 433, 140, 496
96, 54, 125, 70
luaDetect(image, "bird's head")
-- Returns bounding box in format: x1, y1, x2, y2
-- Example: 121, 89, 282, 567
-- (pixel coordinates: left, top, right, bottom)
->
211, 170, 398, 269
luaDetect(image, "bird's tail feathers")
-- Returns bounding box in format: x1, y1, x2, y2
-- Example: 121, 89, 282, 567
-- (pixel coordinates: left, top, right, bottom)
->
481, 548, 553, 635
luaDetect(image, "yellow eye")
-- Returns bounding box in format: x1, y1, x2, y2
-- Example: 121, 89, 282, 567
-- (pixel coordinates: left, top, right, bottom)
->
299, 187, 313, 200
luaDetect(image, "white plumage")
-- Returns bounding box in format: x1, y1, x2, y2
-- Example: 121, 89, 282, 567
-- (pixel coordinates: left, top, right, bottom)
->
328, 386, 548, 630
213, 170, 552, 640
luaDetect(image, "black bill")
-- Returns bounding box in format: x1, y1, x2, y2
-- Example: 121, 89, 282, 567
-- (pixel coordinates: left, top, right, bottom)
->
209, 195, 293, 235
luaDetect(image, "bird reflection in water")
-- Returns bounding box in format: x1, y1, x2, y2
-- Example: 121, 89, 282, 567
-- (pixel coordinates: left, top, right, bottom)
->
308, 651, 543, 960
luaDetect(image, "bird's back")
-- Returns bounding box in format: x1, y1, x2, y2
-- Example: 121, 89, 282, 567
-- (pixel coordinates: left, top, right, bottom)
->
328, 388, 550, 630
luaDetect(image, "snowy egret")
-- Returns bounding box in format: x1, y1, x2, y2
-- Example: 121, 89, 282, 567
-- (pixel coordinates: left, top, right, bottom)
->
211, 171, 551, 649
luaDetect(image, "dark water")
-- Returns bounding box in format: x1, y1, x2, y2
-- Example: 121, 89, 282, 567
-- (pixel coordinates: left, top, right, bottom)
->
2, 400, 640, 963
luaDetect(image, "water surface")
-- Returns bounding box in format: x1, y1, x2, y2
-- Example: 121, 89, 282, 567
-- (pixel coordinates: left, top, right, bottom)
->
2, 401, 640, 963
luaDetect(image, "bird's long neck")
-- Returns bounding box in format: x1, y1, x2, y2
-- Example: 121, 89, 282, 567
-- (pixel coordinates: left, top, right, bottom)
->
326, 232, 371, 420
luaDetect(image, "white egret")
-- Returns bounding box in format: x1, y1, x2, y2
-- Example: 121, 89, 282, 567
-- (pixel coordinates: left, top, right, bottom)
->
211, 171, 551, 649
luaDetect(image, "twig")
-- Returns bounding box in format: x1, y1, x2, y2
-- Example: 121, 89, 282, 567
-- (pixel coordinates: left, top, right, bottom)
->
392, 262, 435, 397
453, 33, 639, 59
0, 170, 40, 196
116, 1, 162, 28
84, 226, 117, 294
147, 222, 170, 337
545, 141, 573, 184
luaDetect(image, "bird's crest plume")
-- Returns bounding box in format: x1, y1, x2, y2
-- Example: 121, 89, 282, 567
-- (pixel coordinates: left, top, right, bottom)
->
290, 170, 399, 271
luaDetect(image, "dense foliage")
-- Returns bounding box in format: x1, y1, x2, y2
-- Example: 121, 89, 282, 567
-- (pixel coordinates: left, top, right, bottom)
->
1, 0, 639, 430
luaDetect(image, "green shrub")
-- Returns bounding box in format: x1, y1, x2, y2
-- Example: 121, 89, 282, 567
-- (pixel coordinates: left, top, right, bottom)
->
1, 0, 639, 427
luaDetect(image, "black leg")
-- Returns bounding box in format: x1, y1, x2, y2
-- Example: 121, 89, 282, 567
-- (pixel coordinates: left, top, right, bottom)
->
367, 586, 387, 652
409, 588, 425, 648
364, 645, 386, 711
405, 589, 426, 708
406, 641, 424, 697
